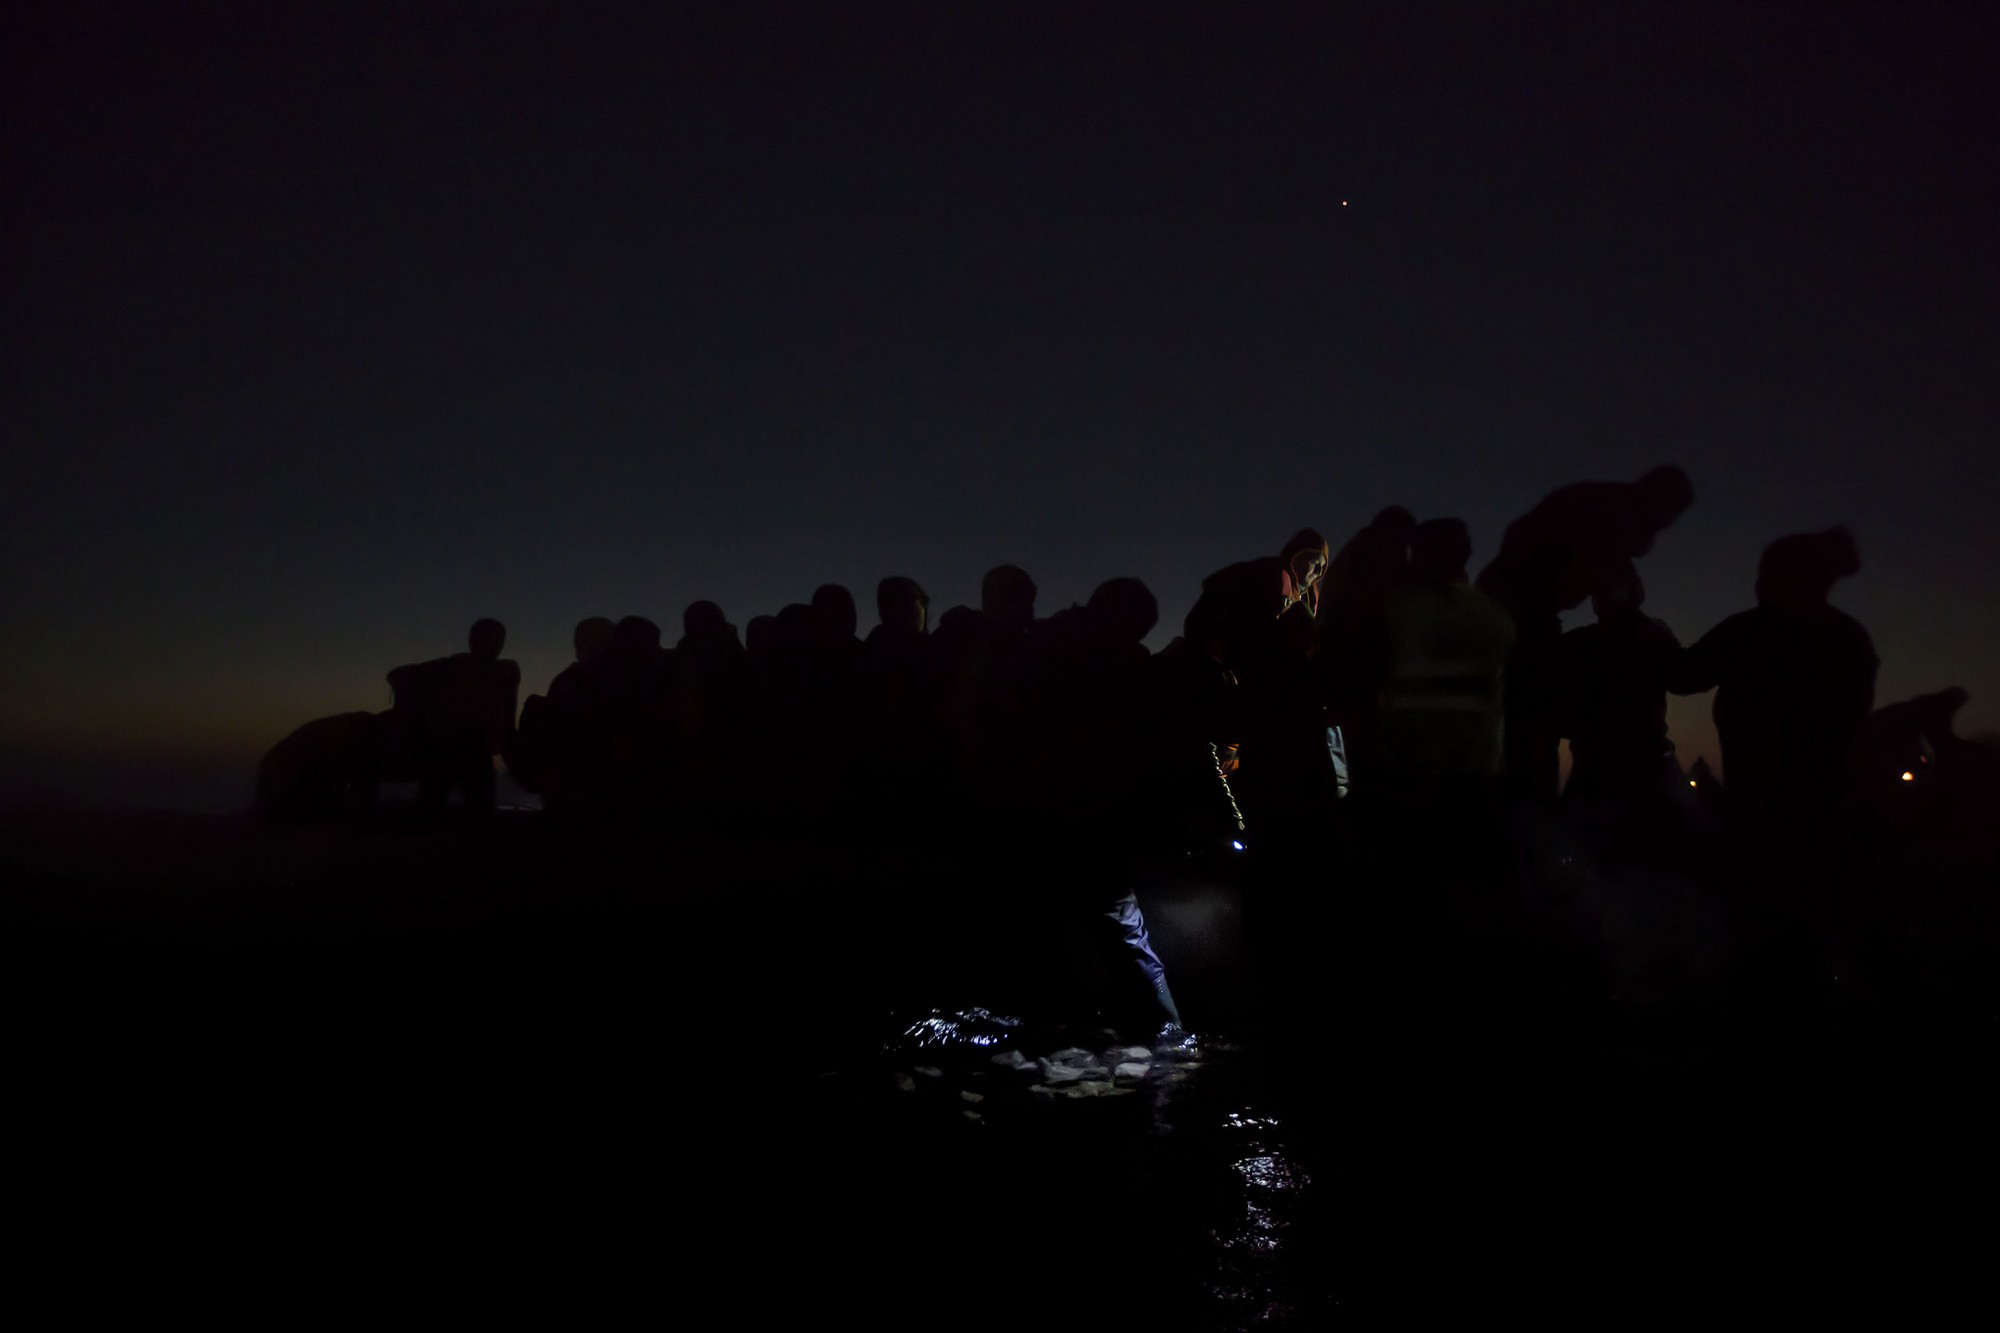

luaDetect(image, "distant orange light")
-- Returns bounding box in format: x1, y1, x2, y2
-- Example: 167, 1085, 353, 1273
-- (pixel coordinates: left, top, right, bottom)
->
1688, 780, 1697, 788
1901, 771, 1914, 782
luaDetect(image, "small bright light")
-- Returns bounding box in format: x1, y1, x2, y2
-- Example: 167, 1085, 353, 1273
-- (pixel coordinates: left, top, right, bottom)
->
1231, 840, 1245, 852
1689, 780, 1698, 788
1901, 771, 1914, 782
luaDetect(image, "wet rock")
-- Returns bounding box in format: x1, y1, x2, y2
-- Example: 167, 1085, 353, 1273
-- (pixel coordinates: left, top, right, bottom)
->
1111, 1046, 1153, 1062
1047, 1047, 1097, 1064
914, 1065, 944, 1079
1029, 1084, 1059, 1099
895, 1072, 917, 1093
962, 1110, 983, 1123
1113, 1062, 1150, 1082
960, 1090, 984, 1104
990, 1050, 1036, 1072
1067, 1081, 1125, 1098
1038, 1060, 1090, 1085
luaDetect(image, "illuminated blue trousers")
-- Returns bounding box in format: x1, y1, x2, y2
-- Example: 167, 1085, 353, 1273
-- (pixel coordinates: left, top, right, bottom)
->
1098, 892, 1182, 1029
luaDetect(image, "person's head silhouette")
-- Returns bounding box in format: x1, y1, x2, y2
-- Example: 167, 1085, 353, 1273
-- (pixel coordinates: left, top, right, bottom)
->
876, 577, 929, 635
1088, 577, 1158, 643
469, 618, 506, 662
1756, 528, 1860, 608
981, 565, 1038, 631
811, 584, 859, 643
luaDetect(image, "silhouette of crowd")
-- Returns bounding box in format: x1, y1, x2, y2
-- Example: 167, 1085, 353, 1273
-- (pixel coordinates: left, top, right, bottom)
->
258, 465, 1995, 1043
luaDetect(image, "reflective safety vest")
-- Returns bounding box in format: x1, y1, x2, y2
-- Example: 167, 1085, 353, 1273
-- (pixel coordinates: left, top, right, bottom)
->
1378, 582, 1517, 779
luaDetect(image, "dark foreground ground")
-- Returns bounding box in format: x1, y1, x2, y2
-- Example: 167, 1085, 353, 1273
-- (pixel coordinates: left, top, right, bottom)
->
4, 802, 1995, 1326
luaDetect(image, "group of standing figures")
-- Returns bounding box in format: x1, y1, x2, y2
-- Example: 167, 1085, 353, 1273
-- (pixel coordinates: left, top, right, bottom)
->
264, 463, 1967, 1043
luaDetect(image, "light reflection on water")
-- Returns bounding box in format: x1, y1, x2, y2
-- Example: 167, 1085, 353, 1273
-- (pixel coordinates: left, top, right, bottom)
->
1223, 1110, 1282, 1132
1210, 1107, 1315, 1325
889, 1006, 1024, 1052
875, 1008, 1327, 1326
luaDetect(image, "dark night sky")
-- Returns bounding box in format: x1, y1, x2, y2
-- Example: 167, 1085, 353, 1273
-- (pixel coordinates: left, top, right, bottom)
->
4, 2, 1996, 792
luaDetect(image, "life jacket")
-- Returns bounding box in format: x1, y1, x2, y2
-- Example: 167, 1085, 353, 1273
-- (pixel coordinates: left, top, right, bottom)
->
1378, 581, 1516, 780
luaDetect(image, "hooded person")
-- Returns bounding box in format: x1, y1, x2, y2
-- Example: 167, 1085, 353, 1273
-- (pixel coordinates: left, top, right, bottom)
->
1175, 529, 1334, 837
1181, 528, 1331, 673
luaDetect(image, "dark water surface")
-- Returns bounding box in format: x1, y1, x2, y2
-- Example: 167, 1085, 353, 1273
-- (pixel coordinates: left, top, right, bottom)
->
4, 808, 1992, 1324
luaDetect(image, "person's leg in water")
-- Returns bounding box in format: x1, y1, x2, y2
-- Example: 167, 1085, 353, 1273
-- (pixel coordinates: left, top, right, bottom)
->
1091, 890, 1190, 1047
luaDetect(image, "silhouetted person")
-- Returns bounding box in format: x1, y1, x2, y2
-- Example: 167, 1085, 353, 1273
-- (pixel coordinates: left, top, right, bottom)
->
678, 601, 741, 656
805, 583, 855, 644
506, 616, 608, 801
548, 616, 616, 701
861, 576, 945, 820
1356, 519, 1515, 1000
744, 614, 778, 659
798, 584, 867, 829
997, 577, 1188, 1039
772, 602, 814, 650
1177, 529, 1332, 839
743, 603, 819, 797
981, 564, 1038, 635
947, 565, 1045, 801
1858, 686, 1970, 796
392, 618, 520, 816
256, 712, 384, 819
1556, 565, 1680, 803
870, 576, 929, 640
805, 583, 865, 712
586, 615, 674, 808
1018, 577, 1163, 815
1324, 507, 1417, 614
1367, 521, 1604, 1047
1315, 507, 1415, 786
1478, 465, 1694, 804
1376, 519, 1516, 791
1182, 528, 1330, 674
1669, 528, 1876, 829
1669, 528, 1877, 1003
926, 601, 983, 663
674, 600, 748, 808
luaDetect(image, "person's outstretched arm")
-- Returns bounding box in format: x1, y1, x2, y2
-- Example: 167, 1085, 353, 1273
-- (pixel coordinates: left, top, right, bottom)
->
1665, 615, 1735, 696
